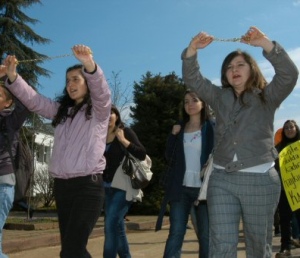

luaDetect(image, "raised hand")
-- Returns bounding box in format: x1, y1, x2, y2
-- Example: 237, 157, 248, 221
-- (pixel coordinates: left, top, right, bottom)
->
191, 32, 214, 49
172, 124, 181, 135
115, 127, 125, 142
240, 26, 274, 52
186, 32, 214, 57
3, 55, 18, 83
71, 45, 95, 73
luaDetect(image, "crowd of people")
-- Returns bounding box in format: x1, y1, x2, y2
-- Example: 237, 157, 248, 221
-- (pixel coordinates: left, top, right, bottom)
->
0, 25, 299, 258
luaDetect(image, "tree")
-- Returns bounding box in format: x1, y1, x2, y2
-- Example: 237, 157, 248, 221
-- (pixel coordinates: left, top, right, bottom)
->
130, 71, 186, 214
0, 2, 53, 211
109, 71, 133, 108
0, 0, 51, 86
0, 0, 52, 133
108, 71, 133, 124
29, 122, 55, 207
34, 164, 54, 207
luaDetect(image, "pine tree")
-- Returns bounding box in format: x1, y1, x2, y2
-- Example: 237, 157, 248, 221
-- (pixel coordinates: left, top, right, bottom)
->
130, 71, 186, 214
0, 0, 51, 86
0, 2, 52, 201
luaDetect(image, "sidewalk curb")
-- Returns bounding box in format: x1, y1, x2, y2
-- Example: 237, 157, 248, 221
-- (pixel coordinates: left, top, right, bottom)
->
3, 216, 169, 254
4, 233, 61, 254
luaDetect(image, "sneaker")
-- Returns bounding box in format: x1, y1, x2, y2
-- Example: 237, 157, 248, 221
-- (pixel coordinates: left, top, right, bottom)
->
275, 249, 291, 258
292, 239, 300, 248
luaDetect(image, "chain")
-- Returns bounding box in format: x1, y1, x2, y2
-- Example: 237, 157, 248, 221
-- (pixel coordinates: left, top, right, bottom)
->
16, 53, 74, 64
192, 36, 249, 43
15, 38, 243, 64
213, 37, 241, 42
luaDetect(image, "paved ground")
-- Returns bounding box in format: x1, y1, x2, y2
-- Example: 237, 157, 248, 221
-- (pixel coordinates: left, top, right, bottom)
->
3, 212, 300, 257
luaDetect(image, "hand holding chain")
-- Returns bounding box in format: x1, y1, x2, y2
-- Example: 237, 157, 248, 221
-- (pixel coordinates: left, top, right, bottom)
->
14, 36, 249, 64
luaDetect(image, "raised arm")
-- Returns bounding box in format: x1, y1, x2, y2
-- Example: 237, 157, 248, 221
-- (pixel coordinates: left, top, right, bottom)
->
185, 32, 214, 58
2, 54, 59, 119
72, 45, 111, 121
240, 26, 274, 53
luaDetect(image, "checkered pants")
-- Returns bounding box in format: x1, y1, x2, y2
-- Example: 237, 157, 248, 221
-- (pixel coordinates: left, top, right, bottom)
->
207, 167, 280, 258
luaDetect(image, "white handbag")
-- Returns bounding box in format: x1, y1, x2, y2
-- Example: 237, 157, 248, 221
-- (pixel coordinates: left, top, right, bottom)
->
198, 154, 213, 201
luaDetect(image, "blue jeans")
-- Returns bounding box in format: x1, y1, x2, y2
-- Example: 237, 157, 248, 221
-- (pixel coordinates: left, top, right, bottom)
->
164, 186, 209, 258
104, 187, 132, 258
0, 184, 14, 258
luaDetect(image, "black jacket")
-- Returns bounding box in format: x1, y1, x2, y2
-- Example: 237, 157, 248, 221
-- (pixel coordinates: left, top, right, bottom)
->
164, 120, 214, 201
156, 119, 214, 231
0, 99, 30, 176
103, 127, 146, 183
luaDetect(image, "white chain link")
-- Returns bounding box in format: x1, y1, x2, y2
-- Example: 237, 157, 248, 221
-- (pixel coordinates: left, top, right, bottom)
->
17, 53, 74, 64
213, 37, 241, 42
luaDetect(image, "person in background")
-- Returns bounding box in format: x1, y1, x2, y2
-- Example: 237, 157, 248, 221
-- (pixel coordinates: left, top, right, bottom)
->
181, 26, 298, 257
292, 212, 300, 248
275, 120, 300, 257
1, 45, 111, 258
291, 212, 300, 248
103, 104, 146, 258
274, 207, 281, 236
0, 78, 29, 258
273, 128, 282, 237
291, 214, 300, 248
156, 89, 214, 258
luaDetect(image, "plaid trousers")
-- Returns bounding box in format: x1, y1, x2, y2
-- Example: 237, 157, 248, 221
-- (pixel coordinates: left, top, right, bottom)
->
207, 167, 280, 258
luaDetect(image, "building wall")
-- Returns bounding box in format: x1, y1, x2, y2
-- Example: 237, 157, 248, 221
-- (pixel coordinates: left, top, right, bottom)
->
34, 132, 53, 164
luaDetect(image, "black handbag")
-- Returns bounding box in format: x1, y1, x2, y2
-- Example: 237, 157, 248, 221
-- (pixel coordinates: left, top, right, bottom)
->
122, 152, 153, 189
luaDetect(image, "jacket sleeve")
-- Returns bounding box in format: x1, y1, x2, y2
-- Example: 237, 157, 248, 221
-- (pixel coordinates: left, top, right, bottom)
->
6, 97, 30, 131
165, 121, 184, 162
165, 133, 178, 163
124, 128, 147, 160
83, 64, 111, 123
181, 48, 222, 111
263, 41, 299, 108
274, 143, 282, 172
5, 75, 59, 119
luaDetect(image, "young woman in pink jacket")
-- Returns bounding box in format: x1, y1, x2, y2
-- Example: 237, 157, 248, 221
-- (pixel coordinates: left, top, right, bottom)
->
1, 45, 111, 258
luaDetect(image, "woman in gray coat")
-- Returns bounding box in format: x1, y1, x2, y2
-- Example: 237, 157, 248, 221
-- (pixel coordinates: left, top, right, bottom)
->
181, 26, 298, 258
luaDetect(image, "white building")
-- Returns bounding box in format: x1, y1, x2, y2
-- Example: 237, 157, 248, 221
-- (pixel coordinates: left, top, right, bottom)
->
34, 123, 54, 165
31, 123, 54, 196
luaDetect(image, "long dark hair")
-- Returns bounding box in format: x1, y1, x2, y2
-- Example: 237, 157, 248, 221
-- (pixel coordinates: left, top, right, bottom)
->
221, 50, 267, 104
180, 89, 210, 125
52, 64, 92, 127
276, 120, 300, 152
111, 104, 125, 132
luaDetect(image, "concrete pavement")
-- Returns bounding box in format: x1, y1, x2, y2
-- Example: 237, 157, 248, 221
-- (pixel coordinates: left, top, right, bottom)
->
3, 213, 300, 257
